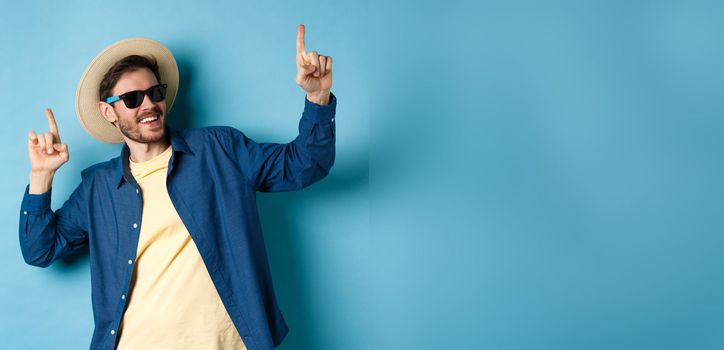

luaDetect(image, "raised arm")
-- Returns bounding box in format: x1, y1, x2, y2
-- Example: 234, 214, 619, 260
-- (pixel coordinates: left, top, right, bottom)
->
20, 108, 86, 267
227, 24, 337, 192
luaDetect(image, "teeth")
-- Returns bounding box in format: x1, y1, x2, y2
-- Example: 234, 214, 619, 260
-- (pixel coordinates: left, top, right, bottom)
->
140, 115, 159, 123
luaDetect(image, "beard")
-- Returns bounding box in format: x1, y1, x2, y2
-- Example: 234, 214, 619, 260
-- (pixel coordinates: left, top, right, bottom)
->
116, 107, 166, 144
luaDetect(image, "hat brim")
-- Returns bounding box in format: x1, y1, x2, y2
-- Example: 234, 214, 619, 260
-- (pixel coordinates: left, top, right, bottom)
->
75, 38, 179, 144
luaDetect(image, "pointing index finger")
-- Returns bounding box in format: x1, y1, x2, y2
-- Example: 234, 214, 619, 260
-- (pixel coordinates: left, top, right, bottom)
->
296, 24, 306, 54
45, 108, 61, 142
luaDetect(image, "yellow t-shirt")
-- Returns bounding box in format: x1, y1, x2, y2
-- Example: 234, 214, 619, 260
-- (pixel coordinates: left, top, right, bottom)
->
117, 145, 246, 350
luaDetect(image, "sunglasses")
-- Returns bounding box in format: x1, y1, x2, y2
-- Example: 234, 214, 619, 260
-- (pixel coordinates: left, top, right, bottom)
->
104, 84, 168, 109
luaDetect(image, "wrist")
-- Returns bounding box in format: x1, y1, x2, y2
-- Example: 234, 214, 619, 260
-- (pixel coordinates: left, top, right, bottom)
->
30, 170, 56, 178
306, 90, 331, 105
29, 170, 55, 194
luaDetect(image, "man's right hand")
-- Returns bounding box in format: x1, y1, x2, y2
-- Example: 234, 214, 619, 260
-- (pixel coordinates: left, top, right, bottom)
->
28, 108, 69, 194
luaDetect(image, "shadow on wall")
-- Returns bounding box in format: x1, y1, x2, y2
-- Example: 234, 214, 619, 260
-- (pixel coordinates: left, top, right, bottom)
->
258, 151, 368, 350
55, 49, 369, 350
166, 52, 197, 131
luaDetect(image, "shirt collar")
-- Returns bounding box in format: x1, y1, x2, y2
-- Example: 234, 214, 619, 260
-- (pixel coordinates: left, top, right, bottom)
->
115, 126, 194, 188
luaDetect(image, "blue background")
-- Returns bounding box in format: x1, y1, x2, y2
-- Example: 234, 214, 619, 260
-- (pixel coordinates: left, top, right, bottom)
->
2, 0, 724, 349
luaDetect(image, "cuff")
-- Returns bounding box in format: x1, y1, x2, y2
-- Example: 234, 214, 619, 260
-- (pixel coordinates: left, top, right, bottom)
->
21, 185, 52, 213
303, 92, 337, 124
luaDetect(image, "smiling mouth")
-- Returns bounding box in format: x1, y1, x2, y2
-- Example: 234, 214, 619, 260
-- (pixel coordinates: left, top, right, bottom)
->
139, 114, 160, 124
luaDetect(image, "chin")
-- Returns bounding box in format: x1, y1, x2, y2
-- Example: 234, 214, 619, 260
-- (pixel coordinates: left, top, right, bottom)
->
144, 126, 167, 142
120, 119, 168, 144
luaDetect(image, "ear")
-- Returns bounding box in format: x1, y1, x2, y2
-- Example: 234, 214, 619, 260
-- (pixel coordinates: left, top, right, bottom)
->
97, 101, 118, 124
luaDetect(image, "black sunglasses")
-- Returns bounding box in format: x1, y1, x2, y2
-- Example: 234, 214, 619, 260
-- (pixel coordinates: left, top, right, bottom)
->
104, 84, 168, 109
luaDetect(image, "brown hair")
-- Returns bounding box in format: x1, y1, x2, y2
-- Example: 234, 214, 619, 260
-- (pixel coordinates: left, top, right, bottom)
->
98, 55, 161, 101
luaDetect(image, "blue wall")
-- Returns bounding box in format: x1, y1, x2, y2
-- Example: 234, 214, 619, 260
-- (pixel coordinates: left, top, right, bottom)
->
2, 0, 724, 349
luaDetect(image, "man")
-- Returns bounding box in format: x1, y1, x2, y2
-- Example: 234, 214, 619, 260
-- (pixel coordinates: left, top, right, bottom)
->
20, 24, 336, 350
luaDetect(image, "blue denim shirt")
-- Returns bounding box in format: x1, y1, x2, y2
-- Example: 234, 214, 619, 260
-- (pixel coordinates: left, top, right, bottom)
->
18, 93, 337, 350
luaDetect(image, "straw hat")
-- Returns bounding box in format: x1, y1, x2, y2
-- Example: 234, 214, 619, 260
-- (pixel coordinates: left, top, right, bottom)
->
75, 38, 179, 143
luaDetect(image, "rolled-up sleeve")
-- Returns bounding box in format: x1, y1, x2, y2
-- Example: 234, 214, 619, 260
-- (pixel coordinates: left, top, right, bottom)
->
19, 177, 89, 267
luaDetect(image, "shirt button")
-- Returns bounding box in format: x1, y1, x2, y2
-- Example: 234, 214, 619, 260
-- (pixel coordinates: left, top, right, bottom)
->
133, 223, 138, 229
331, 118, 335, 122
136, 189, 139, 194
128, 259, 133, 265
23, 211, 28, 215
122, 294, 126, 300
110, 330, 116, 335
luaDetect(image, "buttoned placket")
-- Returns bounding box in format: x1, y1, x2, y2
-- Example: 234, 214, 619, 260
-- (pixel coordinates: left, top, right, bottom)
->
113, 153, 173, 339
111, 182, 144, 340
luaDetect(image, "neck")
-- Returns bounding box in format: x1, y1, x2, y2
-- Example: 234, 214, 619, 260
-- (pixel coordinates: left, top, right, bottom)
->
126, 137, 171, 163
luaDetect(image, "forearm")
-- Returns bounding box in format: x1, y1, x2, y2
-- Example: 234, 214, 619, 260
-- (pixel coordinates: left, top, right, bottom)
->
249, 92, 337, 192
290, 92, 337, 186
20, 178, 88, 267
29, 170, 55, 194
20, 185, 56, 267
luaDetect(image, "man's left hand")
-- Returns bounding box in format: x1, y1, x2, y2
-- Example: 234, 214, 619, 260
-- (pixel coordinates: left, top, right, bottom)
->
296, 24, 333, 105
